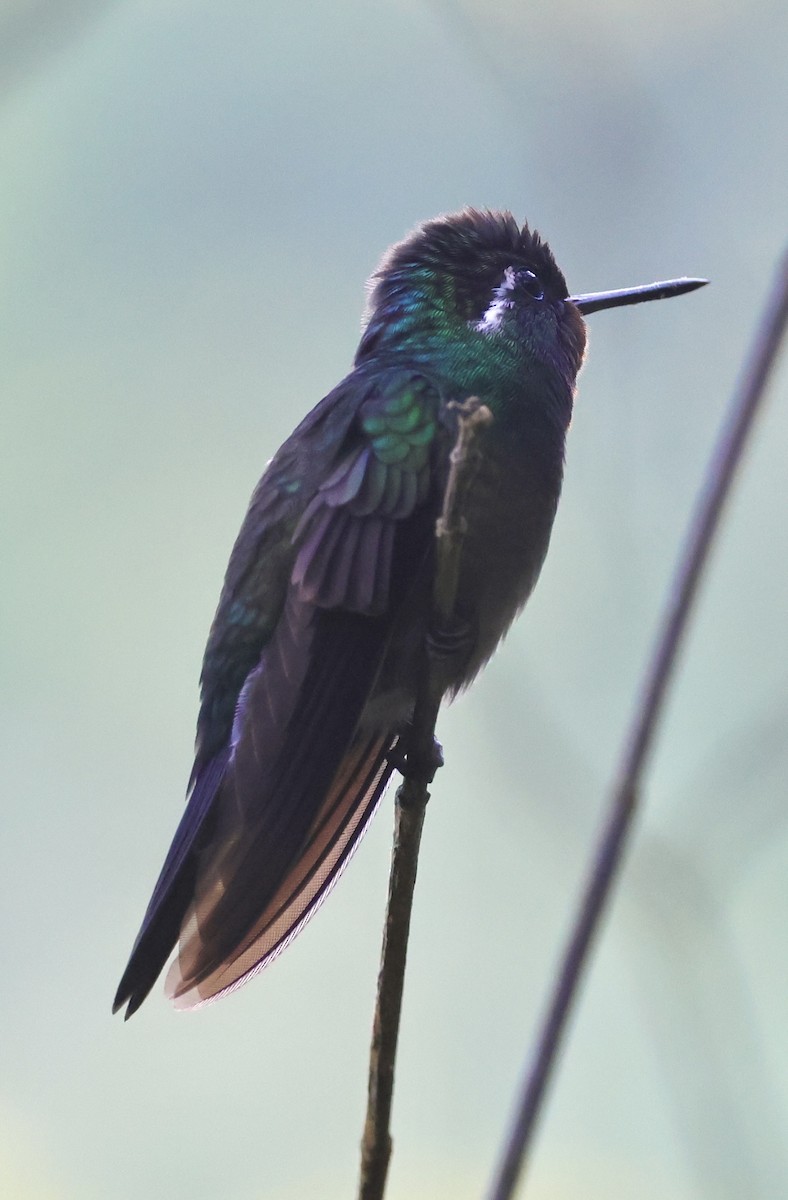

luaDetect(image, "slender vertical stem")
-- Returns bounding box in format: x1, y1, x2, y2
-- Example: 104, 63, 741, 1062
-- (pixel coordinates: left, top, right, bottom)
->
487, 251, 788, 1200
357, 399, 493, 1200
358, 798, 427, 1200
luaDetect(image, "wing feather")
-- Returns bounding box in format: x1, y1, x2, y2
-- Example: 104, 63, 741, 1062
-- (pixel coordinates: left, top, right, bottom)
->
114, 368, 444, 1015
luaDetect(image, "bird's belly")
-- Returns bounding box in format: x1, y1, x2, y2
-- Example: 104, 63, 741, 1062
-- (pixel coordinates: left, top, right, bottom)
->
451, 444, 559, 685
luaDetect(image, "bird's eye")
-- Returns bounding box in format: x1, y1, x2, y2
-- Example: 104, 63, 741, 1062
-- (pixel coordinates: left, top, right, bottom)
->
519, 270, 544, 301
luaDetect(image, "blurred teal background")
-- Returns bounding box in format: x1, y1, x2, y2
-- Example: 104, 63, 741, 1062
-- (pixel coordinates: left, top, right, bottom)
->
1, 3, 787, 1197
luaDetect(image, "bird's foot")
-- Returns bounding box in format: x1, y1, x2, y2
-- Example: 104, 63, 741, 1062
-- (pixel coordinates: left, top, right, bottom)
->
389, 733, 444, 784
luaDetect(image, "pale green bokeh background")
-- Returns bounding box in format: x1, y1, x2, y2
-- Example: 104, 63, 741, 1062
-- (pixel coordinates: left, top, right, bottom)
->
2, 3, 787, 1198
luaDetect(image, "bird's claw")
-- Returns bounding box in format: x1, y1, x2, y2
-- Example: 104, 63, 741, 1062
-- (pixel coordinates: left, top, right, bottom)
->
388, 734, 444, 784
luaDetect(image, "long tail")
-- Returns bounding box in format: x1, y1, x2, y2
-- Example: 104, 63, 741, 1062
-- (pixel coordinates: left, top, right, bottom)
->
167, 732, 395, 1008
113, 597, 397, 1018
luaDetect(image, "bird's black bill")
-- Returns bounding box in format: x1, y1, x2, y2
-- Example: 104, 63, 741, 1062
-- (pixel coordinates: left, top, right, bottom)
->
569, 277, 708, 315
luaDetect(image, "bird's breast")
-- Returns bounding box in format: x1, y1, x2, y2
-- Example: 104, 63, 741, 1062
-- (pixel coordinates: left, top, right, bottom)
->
363, 420, 564, 730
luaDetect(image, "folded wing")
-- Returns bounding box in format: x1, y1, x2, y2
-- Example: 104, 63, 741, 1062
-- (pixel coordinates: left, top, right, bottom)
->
114, 370, 442, 1015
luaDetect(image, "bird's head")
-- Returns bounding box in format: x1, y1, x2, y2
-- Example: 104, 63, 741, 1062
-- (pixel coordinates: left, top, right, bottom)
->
357, 209, 587, 385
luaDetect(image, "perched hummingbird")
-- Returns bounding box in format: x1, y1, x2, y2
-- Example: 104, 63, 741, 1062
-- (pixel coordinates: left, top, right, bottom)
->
114, 209, 705, 1016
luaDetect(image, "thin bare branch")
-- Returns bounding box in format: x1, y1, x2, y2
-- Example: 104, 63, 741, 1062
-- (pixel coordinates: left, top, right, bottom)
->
358, 398, 493, 1200
487, 249, 788, 1200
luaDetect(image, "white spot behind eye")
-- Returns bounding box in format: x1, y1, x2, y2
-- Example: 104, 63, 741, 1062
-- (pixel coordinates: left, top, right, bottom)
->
473, 266, 543, 334
473, 294, 511, 334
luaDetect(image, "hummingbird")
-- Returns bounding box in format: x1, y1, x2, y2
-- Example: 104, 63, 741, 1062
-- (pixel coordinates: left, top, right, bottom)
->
113, 209, 705, 1017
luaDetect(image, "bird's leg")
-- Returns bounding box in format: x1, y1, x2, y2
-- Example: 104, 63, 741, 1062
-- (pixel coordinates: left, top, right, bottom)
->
388, 611, 473, 789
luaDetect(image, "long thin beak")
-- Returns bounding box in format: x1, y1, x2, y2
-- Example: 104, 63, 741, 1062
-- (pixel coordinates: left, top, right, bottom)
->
569, 277, 708, 315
